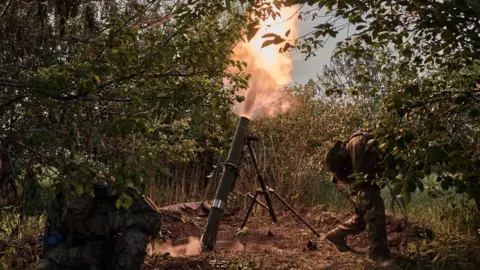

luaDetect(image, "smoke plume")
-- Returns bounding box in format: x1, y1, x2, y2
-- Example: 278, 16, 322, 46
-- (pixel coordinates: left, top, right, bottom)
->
229, 1, 299, 120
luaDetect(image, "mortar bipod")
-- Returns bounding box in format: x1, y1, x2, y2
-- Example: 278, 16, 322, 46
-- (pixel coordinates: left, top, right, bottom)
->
239, 137, 320, 237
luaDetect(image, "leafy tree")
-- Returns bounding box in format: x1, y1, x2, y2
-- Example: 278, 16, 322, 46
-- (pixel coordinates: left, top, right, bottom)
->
374, 62, 480, 211
0, 0, 252, 206
316, 46, 396, 125
247, 0, 480, 212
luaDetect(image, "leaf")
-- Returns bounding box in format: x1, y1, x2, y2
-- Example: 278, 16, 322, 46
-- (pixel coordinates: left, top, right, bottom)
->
363, 35, 372, 45
210, 98, 218, 108
246, 24, 260, 41
236, 95, 245, 103
402, 48, 413, 58
440, 180, 450, 190
75, 184, 84, 196
283, 42, 293, 51
468, 108, 480, 118
405, 84, 420, 97
407, 241, 416, 253
235, 227, 248, 238
427, 145, 446, 163
261, 40, 275, 48
414, 170, 425, 179
402, 187, 411, 205
273, 36, 286, 44
285, 29, 291, 37
93, 75, 101, 84
356, 25, 367, 31
379, 143, 388, 150
115, 192, 133, 209
262, 33, 279, 39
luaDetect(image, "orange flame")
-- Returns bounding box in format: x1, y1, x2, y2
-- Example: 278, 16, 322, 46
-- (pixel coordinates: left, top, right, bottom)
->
229, 1, 299, 120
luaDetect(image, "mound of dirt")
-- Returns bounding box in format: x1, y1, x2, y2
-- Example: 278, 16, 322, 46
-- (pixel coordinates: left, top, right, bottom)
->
157, 208, 204, 240
386, 216, 433, 254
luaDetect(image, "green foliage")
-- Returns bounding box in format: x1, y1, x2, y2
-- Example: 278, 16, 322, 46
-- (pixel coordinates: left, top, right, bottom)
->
0, 211, 45, 268
372, 62, 480, 207
115, 192, 134, 209
245, 0, 480, 210
0, 0, 255, 202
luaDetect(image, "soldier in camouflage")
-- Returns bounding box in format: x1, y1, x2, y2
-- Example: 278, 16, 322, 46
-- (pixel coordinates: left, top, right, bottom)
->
324, 131, 390, 261
34, 180, 162, 270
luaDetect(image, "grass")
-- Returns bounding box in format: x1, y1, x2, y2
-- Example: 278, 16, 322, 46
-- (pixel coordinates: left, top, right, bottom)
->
0, 210, 45, 269
379, 179, 480, 270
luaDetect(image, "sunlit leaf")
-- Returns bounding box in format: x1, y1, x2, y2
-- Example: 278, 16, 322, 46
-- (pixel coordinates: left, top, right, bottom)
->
115, 192, 133, 209
261, 40, 275, 48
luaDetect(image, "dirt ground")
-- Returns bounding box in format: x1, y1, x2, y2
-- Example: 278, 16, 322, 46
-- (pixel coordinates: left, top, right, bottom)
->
144, 204, 433, 270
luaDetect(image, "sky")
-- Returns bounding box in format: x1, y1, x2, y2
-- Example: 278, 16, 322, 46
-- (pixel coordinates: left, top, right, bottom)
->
290, 14, 350, 85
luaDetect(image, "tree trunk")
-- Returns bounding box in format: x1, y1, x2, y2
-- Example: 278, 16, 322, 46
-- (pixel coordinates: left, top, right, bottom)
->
0, 151, 17, 204
474, 192, 480, 215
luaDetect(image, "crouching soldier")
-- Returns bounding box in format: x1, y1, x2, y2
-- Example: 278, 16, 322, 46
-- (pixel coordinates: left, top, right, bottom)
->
35, 180, 162, 270
324, 131, 390, 261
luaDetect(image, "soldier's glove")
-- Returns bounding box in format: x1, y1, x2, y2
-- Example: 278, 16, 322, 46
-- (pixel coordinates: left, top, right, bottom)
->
80, 241, 104, 265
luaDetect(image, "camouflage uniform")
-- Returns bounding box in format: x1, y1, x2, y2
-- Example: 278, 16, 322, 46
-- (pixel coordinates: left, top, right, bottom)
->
325, 131, 390, 260
34, 183, 162, 270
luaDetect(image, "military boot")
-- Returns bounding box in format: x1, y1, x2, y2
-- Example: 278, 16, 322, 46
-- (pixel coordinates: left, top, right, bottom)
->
325, 229, 350, 252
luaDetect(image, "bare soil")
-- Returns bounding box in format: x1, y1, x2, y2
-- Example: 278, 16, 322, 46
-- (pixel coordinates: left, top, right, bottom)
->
144, 205, 433, 270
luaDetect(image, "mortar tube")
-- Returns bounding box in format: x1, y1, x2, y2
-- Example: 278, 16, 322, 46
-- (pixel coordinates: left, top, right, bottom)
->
200, 116, 250, 251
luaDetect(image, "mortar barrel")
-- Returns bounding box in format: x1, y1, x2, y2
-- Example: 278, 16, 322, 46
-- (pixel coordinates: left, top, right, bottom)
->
201, 116, 250, 251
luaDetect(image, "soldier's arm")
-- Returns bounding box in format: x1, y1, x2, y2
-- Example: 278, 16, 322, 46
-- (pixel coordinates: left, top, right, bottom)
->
120, 187, 162, 235
42, 194, 89, 267
43, 242, 87, 267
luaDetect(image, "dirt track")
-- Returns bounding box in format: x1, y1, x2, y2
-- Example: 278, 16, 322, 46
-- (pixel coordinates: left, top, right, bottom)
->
144, 205, 432, 270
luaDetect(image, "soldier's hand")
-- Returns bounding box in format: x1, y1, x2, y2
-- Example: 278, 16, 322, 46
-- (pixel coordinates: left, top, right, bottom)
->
81, 241, 104, 264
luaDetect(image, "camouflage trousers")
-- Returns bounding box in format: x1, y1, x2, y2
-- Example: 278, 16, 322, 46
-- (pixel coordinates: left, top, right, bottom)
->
34, 228, 148, 270
333, 181, 390, 257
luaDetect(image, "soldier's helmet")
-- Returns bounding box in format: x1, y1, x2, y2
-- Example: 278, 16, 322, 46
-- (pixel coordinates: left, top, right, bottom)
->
325, 140, 349, 173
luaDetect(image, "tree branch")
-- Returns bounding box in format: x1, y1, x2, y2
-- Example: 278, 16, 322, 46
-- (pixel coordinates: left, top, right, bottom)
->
37, 69, 205, 102
150, 71, 206, 78
0, 0, 12, 19
77, 92, 171, 103
13, 141, 45, 159
0, 78, 26, 88
78, 97, 135, 102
